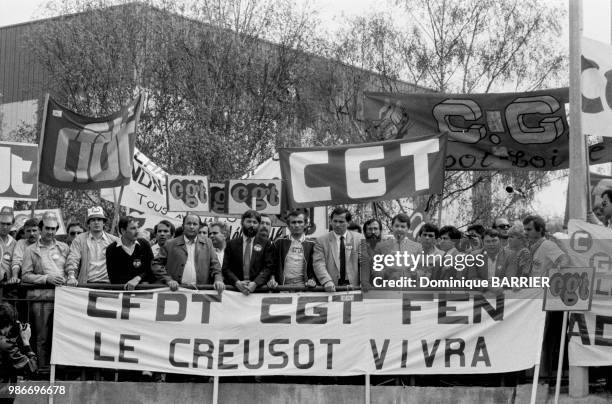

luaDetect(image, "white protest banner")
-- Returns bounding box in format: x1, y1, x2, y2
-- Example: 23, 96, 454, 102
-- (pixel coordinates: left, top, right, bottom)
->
582, 37, 612, 137
52, 288, 545, 376
101, 148, 169, 218
226, 179, 282, 214
0, 141, 38, 201
167, 175, 209, 212
13, 208, 67, 235
566, 219, 612, 366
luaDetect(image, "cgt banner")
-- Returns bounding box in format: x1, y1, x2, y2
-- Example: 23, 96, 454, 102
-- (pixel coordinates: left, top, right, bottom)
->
167, 175, 209, 212
51, 288, 545, 376
226, 179, 282, 214
565, 220, 612, 366
364, 88, 612, 170
279, 134, 447, 207
0, 141, 38, 201
39, 95, 142, 189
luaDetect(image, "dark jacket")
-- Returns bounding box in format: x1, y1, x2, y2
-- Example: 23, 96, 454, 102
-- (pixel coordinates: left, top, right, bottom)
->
0, 331, 37, 387
152, 236, 222, 285
106, 238, 154, 284
222, 236, 274, 287
274, 236, 316, 284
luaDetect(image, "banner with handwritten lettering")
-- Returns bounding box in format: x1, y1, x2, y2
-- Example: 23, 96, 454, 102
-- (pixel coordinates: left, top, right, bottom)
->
364, 88, 612, 170
52, 288, 545, 375
226, 179, 282, 214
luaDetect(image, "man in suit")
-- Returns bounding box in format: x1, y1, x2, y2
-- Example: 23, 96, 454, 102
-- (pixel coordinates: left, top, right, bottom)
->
313, 207, 364, 292
152, 214, 224, 293
222, 210, 274, 295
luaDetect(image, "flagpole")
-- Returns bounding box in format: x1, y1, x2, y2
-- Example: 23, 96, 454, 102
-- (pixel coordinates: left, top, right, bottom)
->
33, 94, 50, 217
111, 185, 125, 235
568, 0, 589, 399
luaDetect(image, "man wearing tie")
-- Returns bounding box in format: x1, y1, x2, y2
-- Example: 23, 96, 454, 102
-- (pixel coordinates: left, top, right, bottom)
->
313, 207, 364, 292
222, 210, 274, 295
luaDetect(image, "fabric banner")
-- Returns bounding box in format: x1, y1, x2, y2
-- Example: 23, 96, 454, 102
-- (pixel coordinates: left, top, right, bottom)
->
565, 220, 612, 366
39, 95, 142, 189
52, 288, 545, 376
279, 134, 447, 208
226, 179, 282, 214
0, 141, 38, 200
101, 148, 171, 218
167, 175, 209, 212
582, 37, 612, 137
364, 89, 612, 171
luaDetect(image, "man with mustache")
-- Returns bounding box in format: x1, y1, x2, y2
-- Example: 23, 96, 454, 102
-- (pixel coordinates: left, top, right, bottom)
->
222, 210, 274, 295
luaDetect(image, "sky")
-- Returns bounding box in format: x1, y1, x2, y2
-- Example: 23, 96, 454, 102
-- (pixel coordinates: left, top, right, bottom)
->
1, 0, 610, 219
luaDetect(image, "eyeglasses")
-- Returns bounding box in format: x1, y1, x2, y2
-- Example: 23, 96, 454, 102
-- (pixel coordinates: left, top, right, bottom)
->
44, 226, 58, 231
0, 222, 12, 226
69, 231, 83, 236
497, 224, 511, 230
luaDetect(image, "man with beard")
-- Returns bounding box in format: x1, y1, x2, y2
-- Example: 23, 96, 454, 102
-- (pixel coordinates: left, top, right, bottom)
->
21, 212, 68, 369
153, 214, 224, 293
8, 218, 40, 284
65, 206, 119, 286
258, 214, 272, 239
106, 216, 154, 290
362, 219, 382, 250
313, 207, 364, 291
222, 210, 274, 295
268, 210, 316, 289
151, 220, 175, 259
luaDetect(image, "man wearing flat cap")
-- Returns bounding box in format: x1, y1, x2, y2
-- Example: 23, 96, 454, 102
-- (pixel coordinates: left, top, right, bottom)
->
65, 206, 119, 286
21, 211, 69, 369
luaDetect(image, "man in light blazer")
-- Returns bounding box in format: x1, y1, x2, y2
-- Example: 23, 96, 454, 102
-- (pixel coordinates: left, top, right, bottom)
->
152, 214, 224, 292
313, 207, 364, 292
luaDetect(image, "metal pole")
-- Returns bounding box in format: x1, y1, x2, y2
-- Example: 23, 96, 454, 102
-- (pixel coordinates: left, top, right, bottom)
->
554, 311, 569, 404
48, 364, 56, 404
212, 375, 219, 404
365, 373, 370, 404
529, 365, 540, 404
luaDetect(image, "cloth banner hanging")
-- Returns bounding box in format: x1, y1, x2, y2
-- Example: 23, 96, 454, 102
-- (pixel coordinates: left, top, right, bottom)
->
364, 88, 612, 171
51, 288, 545, 376
279, 134, 447, 208
565, 219, 612, 366
0, 141, 38, 200
39, 95, 142, 189
582, 37, 612, 137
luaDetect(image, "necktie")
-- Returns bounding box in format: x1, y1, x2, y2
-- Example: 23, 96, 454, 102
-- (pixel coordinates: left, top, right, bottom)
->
243, 238, 252, 281
339, 235, 347, 285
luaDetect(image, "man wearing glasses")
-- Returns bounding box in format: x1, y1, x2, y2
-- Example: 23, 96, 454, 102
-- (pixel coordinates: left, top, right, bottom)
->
65, 223, 84, 246
0, 208, 16, 282
492, 217, 511, 249
65, 206, 119, 286
21, 212, 69, 370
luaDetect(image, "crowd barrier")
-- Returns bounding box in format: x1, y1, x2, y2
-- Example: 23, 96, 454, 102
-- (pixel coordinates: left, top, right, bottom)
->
0, 283, 607, 401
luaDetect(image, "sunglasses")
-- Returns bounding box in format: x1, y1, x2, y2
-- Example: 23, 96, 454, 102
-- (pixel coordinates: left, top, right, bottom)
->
44, 226, 58, 231
69, 231, 83, 236
497, 224, 511, 229
0, 222, 12, 226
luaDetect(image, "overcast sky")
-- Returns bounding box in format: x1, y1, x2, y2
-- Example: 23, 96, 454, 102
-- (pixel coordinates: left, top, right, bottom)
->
2, 0, 610, 219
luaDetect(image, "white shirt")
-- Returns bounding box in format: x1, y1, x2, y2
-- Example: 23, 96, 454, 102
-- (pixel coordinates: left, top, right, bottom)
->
284, 234, 306, 282
215, 247, 225, 267
86, 232, 112, 283
182, 236, 197, 284
332, 231, 349, 260
117, 238, 139, 256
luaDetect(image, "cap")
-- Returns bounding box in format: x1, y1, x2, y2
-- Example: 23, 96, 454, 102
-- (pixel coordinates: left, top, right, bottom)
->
87, 206, 107, 222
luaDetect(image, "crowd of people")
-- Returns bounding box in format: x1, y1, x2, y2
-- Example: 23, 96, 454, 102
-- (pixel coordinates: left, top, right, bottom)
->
0, 200, 587, 381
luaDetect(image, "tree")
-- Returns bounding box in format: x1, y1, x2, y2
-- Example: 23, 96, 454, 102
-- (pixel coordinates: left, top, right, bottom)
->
331, 0, 567, 227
